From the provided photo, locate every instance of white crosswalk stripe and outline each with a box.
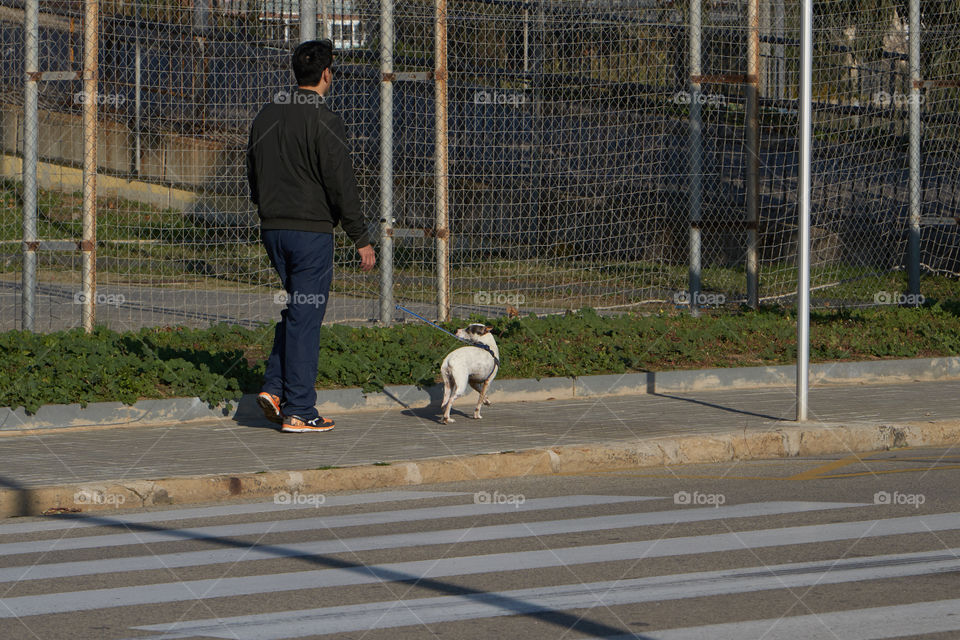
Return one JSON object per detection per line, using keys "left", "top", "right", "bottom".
{"left": 0, "top": 493, "right": 658, "bottom": 556}
{"left": 1, "top": 491, "right": 958, "bottom": 640}
{"left": 0, "top": 500, "right": 863, "bottom": 584}
{"left": 0, "top": 490, "right": 468, "bottom": 536}
{"left": 599, "top": 600, "right": 960, "bottom": 640}
{"left": 131, "top": 549, "right": 960, "bottom": 639}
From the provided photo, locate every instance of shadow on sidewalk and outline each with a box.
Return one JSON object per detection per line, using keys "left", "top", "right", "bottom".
{"left": 0, "top": 475, "right": 28, "bottom": 517}
{"left": 651, "top": 392, "right": 785, "bottom": 422}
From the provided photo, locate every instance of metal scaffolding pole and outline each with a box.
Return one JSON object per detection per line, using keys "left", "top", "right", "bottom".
{"left": 435, "top": 0, "right": 450, "bottom": 321}
{"left": 907, "top": 0, "right": 922, "bottom": 299}
{"left": 80, "top": 0, "right": 98, "bottom": 332}
{"left": 796, "top": 0, "right": 813, "bottom": 421}
{"left": 746, "top": 0, "right": 760, "bottom": 308}
{"left": 774, "top": 0, "right": 785, "bottom": 100}
{"left": 319, "top": 0, "right": 330, "bottom": 39}
{"left": 300, "top": 0, "right": 317, "bottom": 41}
{"left": 22, "top": 0, "right": 38, "bottom": 332}
{"left": 378, "top": 0, "right": 395, "bottom": 325}
{"left": 688, "top": 0, "right": 703, "bottom": 316}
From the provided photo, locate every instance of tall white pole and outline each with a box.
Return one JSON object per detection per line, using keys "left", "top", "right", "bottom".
{"left": 435, "top": 0, "right": 450, "bottom": 321}
{"left": 796, "top": 0, "right": 813, "bottom": 421}
{"left": 379, "top": 0, "right": 395, "bottom": 325}
{"left": 745, "top": 0, "right": 760, "bottom": 308}
{"left": 22, "top": 0, "right": 39, "bottom": 332}
{"left": 907, "top": 0, "right": 921, "bottom": 299}
{"left": 688, "top": 0, "right": 702, "bottom": 317}
{"left": 81, "top": 0, "right": 98, "bottom": 332}
{"left": 300, "top": 0, "right": 316, "bottom": 40}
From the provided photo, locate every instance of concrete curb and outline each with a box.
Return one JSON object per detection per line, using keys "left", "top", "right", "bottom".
{"left": 3, "top": 418, "right": 959, "bottom": 518}
{"left": 2, "top": 356, "right": 958, "bottom": 432}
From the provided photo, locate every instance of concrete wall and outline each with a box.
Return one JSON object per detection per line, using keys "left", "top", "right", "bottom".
{"left": 0, "top": 103, "right": 235, "bottom": 208}
{"left": 0, "top": 154, "right": 197, "bottom": 210}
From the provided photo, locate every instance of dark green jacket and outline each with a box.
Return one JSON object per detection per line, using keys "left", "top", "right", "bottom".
{"left": 246, "top": 88, "right": 370, "bottom": 247}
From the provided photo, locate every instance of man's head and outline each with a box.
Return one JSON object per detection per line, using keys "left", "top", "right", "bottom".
{"left": 293, "top": 39, "right": 334, "bottom": 93}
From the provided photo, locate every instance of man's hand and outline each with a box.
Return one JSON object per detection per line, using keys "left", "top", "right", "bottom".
{"left": 357, "top": 244, "right": 376, "bottom": 272}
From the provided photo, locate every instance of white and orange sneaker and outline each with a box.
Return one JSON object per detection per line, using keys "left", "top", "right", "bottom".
{"left": 281, "top": 415, "right": 335, "bottom": 433}
{"left": 256, "top": 392, "right": 283, "bottom": 424}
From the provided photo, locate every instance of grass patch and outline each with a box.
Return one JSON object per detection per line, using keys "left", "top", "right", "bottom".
{"left": 1, "top": 303, "right": 959, "bottom": 414}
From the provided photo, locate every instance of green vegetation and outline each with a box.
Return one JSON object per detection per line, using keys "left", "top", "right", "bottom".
{"left": 2, "top": 304, "right": 959, "bottom": 414}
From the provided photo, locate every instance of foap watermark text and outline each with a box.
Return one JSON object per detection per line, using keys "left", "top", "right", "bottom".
{"left": 674, "top": 490, "right": 726, "bottom": 507}
{"left": 474, "top": 490, "right": 526, "bottom": 507}
{"left": 474, "top": 290, "right": 525, "bottom": 306}
{"left": 474, "top": 90, "right": 528, "bottom": 106}
{"left": 74, "top": 291, "right": 125, "bottom": 307}
{"left": 73, "top": 91, "right": 125, "bottom": 106}
{"left": 274, "top": 290, "right": 327, "bottom": 308}
{"left": 874, "top": 291, "right": 924, "bottom": 306}
{"left": 74, "top": 489, "right": 126, "bottom": 506}
{"left": 874, "top": 91, "right": 924, "bottom": 108}
{"left": 273, "top": 90, "right": 325, "bottom": 106}
{"left": 674, "top": 291, "right": 725, "bottom": 306}
{"left": 874, "top": 491, "right": 925, "bottom": 508}
{"left": 274, "top": 491, "right": 326, "bottom": 507}
{"left": 672, "top": 91, "right": 728, "bottom": 107}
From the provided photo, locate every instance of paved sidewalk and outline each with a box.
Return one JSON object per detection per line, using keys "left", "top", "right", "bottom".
{"left": 1, "top": 380, "right": 958, "bottom": 490}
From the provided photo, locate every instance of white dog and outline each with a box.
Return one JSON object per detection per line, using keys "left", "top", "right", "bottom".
{"left": 440, "top": 324, "right": 500, "bottom": 424}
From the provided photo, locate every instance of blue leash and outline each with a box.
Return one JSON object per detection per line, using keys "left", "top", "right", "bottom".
{"left": 395, "top": 304, "right": 500, "bottom": 367}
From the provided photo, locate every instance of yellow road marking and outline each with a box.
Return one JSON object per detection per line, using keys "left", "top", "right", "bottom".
{"left": 557, "top": 456, "right": 960, "bottom": 481}
{"left": 869, "top": 456, "right": 960, "bottom": 463}
{"left": 584, "top": 474, "right": 796, "bottom": 480}
{"left": 567, "top": 464, "right": 960, "bottom": 481}
{"left": 787, "top": 451, "right": 886, "bottom": 481}
{"left": 815, "top": 464, "right": 960, "bottom": 479}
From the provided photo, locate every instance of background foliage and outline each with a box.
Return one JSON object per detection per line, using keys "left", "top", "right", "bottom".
{"left": 2, "top": 303, "right": 959, "bottom": 413}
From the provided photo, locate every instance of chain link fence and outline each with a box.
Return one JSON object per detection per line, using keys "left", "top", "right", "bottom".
{"left": 0, "top": 0, "right": 957, "bottom": 332}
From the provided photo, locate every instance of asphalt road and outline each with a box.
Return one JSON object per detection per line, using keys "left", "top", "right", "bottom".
{"left": 1, "top": 446, "right": 959, "bottom": 639}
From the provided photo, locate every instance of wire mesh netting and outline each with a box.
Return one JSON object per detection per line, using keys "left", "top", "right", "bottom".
{"left": 1, "top": 0, "right": 384, "bottom": 332}
{"left": 918, "top": 0, "right": 960, "bottom": 281}
{"left": 801, "top": 0, "right": 935, "bottom": 307}
{"left": 0, "top": 0, "right": 957, "bottom": 332}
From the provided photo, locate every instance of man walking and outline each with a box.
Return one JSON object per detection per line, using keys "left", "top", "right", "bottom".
{"left": 247, "top": 39, "right": 375, "bottom": 433}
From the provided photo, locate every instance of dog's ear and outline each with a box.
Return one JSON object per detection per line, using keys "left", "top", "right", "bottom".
{"left": 483, "top": 325, "right": 494, "bottom": 334}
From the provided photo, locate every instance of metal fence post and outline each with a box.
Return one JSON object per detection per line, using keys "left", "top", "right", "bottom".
{"left": 907, "top": 0, "right": 921, "bottom": 299}
{"left": 81, "top": 0, "right": 98, "bottom": 332}
{"left": 378, "top": 0, "right": 395, "bottom": 325}
{"left": 796, "top": 0, "right": 813, "bottom": 422}
{"left": 193, "top": 0, "right": 209, "bottom": 34}
{"left": 319, "top": 0, "right": 330, "bottom": 39}
{"left": 22, "top": 0, "right": 39, "bottom": 332}
{"left": 300, "top": 0, "right": 316, "bottom": 41}
{"left": 435, "top": 0, "right": 450, "bottom": 322}
{"left": 746, "top": 0, "right": 760, "bottom": 308}
{"left": 688, "top": 0, "right": 703, "bottom": 316}
{"left": 774, "top": 0, "right": 785, "bottom": 101}
{"left": 134, "top": 20, "right": 142, "bottom": 177}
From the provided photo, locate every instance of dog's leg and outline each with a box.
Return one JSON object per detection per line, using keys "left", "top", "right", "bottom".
{"left": 469, "top": 380, "right": 492, "bottom": 405}
{"left": 443, "top": 371, "right": 468, "bottom": 424}
{"left": 473, "top": 379, "right": 492, "bottom": 419}
{"left": 440, "top": 365, "right": 454, "bottom": 424}
{"left": 441, "top": 366, "right": 451, "bottom": 409}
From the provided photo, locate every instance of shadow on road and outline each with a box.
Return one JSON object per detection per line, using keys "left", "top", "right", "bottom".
{"left": 15, "top": 509, "right": 641, "bottom": 638}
